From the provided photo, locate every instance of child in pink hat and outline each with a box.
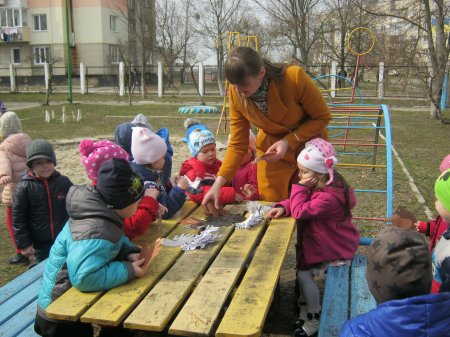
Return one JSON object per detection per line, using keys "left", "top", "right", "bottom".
{"left": 230, "top": 129, "right": 259, "bottom": 200}
{"left": 268, "top": 138, "right": 359, "bottom": 337}
{"left": 415, "top": 154, "right": 450, "bottom": 253}
{"left": 79, "top": 139, "right": 161, "bottom": 239}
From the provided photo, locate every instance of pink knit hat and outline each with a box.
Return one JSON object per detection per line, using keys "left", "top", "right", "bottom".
{"left": 440, "top": 154, "right": 450, "bottom": 173}
{"left": 297, "top": 138, "right": 337, "bottom": 185}
{"left": 131, "top": 126, "right": 167, "bottom": 165}
{"left": 79, "top": 139, "right": 129, "bottom": 183}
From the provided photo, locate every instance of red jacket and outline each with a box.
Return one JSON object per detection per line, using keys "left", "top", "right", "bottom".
{"left": 276, "top": 183, "right": 359, "bottom": 266}
{"left": 123, "top": 195, "right": 159, "bottom": 239}
{"left": 417, "top": 216, "right": 449, "bottom": 252}
{"left": 232, "top": 162, "right": 259, "bottom": 200}
{"left": 179, "top": 157, "right": 236, "bottom": 205}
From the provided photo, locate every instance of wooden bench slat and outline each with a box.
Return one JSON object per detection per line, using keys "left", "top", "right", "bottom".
{"left": 124, "top": 204, "right": 246, "bottom": 332}
{"left": 0, "top": 278, "right": 42, "bottom": 325}
{"left": 318, "top": 265, "right": 350, "bottom": 337}
{"left": 169, "top": 217, "right": 267, "bottom": 336}
{"left": 350, "top": 255, "right": 376, "bottom": 318}
{"left": 0, "top": 299, "right": 37, "bottom": 337}
{"left": 215, "top": 217, "right": 295, "bottom": 337}
{"left": 16, "top": 323, "right": 40, "bottom": 337}
{"left": 0, "top": 261, "right": 45, "bottom": 305}
{"left": 46, "top": 202, "right": 198, "bottom": 322}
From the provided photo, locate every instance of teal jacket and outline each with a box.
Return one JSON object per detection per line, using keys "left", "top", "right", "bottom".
{"left": 37, "top": 185, "right": 139, "bottom": 318}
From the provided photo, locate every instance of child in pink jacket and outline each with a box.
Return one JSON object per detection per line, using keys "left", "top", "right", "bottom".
{"left": 269, "top": 138, "right": 359, "bottom": 337}
{"left": 415, "top": 154, "right": 450, "bottom": 253}
{"left": 0, "top": 111, "right": 32, "bottom": 265}
{"left": 230, "top": 129, "right": 259, "bottom": 200}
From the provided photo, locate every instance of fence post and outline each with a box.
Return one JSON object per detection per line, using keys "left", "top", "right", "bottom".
{"left": 80, "top": 62, "right": 86, "bottom": 94}
{"left": 378, "top": 61, "right": 385, "bottom": 99}
{"left": 119, "top": 62, "right": 125, "bottom": 96}
{"left": 199, "top": 62, "right": 204, "bottom": 97}
{"left": 158, "top": 61, "right": 163, "bottom": 97}
{"left": 331, "top": 61, "right": 337, "bottom": 98}
{"left": 9, "top": 64, "right": 17, "bottom": 93}
{"left": 44, "top": 62, "right": 50, "bottom": 92}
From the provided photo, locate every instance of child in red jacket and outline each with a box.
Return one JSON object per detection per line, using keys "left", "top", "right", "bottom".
{"left": 79, "top": 139, "right": 163, "bottom": 239}
{"left": 179, "top": 118, "right": 242, "bottom": 208}
{"left": 415, "top": 154, "right": 450, "bottom": 252}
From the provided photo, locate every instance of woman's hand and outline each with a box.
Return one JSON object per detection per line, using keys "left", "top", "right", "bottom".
{"left": 202, "top": 176, "right": 227, "bottom": 211}
{"left": 263, "top": 139, "right": 289, "bottom": 162}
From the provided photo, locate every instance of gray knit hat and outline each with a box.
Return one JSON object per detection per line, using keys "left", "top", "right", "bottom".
{"left": 26, "top": 139, "right": 57, "bottom": 167}
{"left": 0, "top": 111, "right": 22, "bottom": 138}
{"left": 366, "top": 227, "right": 432, "bottom": 304}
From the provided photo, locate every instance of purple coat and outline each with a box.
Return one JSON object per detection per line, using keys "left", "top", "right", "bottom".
{"left": 276, "top": 183, "right": 359, "bottom": 265}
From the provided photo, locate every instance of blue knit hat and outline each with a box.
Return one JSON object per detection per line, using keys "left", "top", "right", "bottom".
{"left": 185, "top": 118, "right": 215, "bottom": 157}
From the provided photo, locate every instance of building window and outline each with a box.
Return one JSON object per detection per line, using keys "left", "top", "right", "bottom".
{"left": 11, "top": 48, "right": 21, "bottom": 64}
{"left": 0, "top": 8, "right": 27, "bottom": 27}
{"left": 34, "top": 46, "right": 50, "bottom": 64}
{"left": 33, "top": 14, "right": 47, "bottom": 31}
{"left": 110, "top": 45, "right": 120, "bottom": 64}
{"left": 110, "top": 15, "right": 117, "bottom": 32}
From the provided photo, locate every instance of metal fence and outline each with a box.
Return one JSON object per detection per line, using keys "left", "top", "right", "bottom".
{"left": 0, "top": 63, "right": 431, "bottom": 99}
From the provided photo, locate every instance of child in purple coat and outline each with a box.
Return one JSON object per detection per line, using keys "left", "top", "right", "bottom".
{"left": 268, "top": 138, "right": 360, "bottom": 337}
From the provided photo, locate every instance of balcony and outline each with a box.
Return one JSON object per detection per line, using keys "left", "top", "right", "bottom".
{"left": 1, "top": 26, "right": 30, "bottom": 43}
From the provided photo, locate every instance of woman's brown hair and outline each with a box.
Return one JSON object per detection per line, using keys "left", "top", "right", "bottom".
{"left": 224, "top": 46, "right": 286, "bottom": 85}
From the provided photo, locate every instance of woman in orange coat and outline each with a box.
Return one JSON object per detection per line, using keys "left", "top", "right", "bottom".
{"left": 203, "top": 47, "right": 331, "bottom": 210}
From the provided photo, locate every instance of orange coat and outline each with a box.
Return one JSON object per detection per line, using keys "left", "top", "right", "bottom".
{"left": 219, "top": 66, "right": 331, "bottom": 201}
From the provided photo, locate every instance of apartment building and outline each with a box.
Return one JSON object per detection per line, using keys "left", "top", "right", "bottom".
{"left": 0, "top": 0, "right": 131, "bottom": 77}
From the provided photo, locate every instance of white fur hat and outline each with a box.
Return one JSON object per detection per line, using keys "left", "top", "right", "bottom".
{"left": 131, "top": 126, "right": 167, "bottom": 165}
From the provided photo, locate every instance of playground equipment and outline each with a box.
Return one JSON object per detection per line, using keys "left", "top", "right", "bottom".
{"left": 216, "top": 32, "right": 259, "bottom": 135}
{"left": 178, "top": 106, "right": 219, "bottom": 114}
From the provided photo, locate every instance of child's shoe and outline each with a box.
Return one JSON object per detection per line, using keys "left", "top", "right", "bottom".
{"left": 293, "top": 310, "right": 308, "bottom": 329}
{"left": 293, "top": 312, "right": 320, "bottom": 337}
{"left": 8, "top": 253, "right": 30, "bottom": 265}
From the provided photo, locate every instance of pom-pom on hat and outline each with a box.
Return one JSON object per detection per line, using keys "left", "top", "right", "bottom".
{"left": 185, "top": 118, "right": 215, "bottom": 157}
{"left": 366, "top": 227, "right": 431, "bottom": 304}
{"left": 131, "top": 126, "right": 167, "bottom": 165}
{"left": 435, "top": 169, "right": 450, "bottom": 213}
{"left": 131, "top": 113, "right": 153, "bottom": 131}
{"left": 96, "top": 158, "right": 145, "bottom": 209}
{"left": 297, "top": 138, "right": 337, "bottom": 185}
{"left": 26, "top": 139, "right": 56, "bottom": 168}
{"left": 0, "top": 111, "right": 22, "bottom": 138}
{"left": 440, "top": 154, "right": 450, "bottom": 173}
{"left": 79, "top": 139, "right": 129, "bottom": 183}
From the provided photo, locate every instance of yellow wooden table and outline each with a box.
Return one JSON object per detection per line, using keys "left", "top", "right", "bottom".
{"left": 46, "top": 201, "right": 295, "bottom": 337}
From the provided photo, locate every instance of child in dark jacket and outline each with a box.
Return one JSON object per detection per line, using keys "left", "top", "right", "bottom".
{"left": 0, "top": 111, "right": 32, "bottom": 265}
{"left": 12, "top": 139, "right": 72, "bottom": 262}
{"left": 79, "top": 139, "right": 162, "bottom": 238}
{"left": 131, "top": 126, "right": 187, "bottom": 219}
{"left": 179, "top": 118, "right": 242, "bottom": 209}
{"left": 35, "top": 158, "right": 161, "bottom": 337}
{"left": 268, "top": 138, "right": 359, "bottom": 337}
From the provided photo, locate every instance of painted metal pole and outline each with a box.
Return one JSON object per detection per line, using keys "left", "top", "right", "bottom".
{"left": 80, "top": 62, "right": 86, "bottom": 94}
{"left": 440, "top": 72, "right": 448, "bottom": 110}
{"left": 65, "top": 0, "right": 73, "bottom": 103}
{"left": 9, "top": 64, "right": 16, "bottom": 93}
{"left": 119, "top": 62, "right": 125, "bottom": 96}
{"left": 331, "top": 61, "right": 337, "bottom": 98}
{"left": 158, "top": 61, "right": 163, "bottom": 97}
{"left": 44, "top": 62, "right": 50, "bottom": 92}
{"left": 199, "top": 62, "right": 204, "bottom": 96}
{"left": 378, "top": 62, "right": 385, "bottom": 99}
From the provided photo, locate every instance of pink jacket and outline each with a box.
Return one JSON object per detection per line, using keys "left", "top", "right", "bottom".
{"left": 417, "top": 216, "right": 449, "bottom": 252}
{"left": 0, "top": 133, "right": 32, "bottom": 206}
{"left": 232, "top": 162, "right": 259, "bottom": 200}
{"left": 276, "top": 183, "right": 359, "bottom": 265}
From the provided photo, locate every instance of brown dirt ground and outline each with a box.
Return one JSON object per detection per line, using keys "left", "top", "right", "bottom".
{"left": 52, "top": 139, "right": 299, "bottom": 337}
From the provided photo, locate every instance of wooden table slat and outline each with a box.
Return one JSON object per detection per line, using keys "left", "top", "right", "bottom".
{"left": 169, "top": 215, "right": 267, "bottom": 336}
{"left": 124, "top": 204, "right": 246, "bottom": 332}
{"left": 215, "top": 217, "right": 295, "bottom": 337}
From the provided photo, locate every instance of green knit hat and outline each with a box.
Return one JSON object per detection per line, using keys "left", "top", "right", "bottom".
{"left": 26, "top": 139, "right": 57, "bottom": 167}
{"left": 0, "top": 111, "right": 21, "bottom": 138}
{"left": 435, "top": 169, "right": 450, "bottom": 212}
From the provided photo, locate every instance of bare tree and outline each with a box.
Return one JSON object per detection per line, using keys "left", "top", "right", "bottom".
{"left": 254, "top": 0, "right": 327, "bottom": 69}
{"left": 193, "top": 0, "right": 245, "bottom": 96}
{"left": 354, "top": 0, "right": 450, "bottom": 122}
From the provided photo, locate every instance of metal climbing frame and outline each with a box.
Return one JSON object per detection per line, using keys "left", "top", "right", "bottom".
{"left": 216, "top": 32, "right": 259, "bottom": 135}
{"left": 327, "top": 104, "right": 393, "bottom": 245}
